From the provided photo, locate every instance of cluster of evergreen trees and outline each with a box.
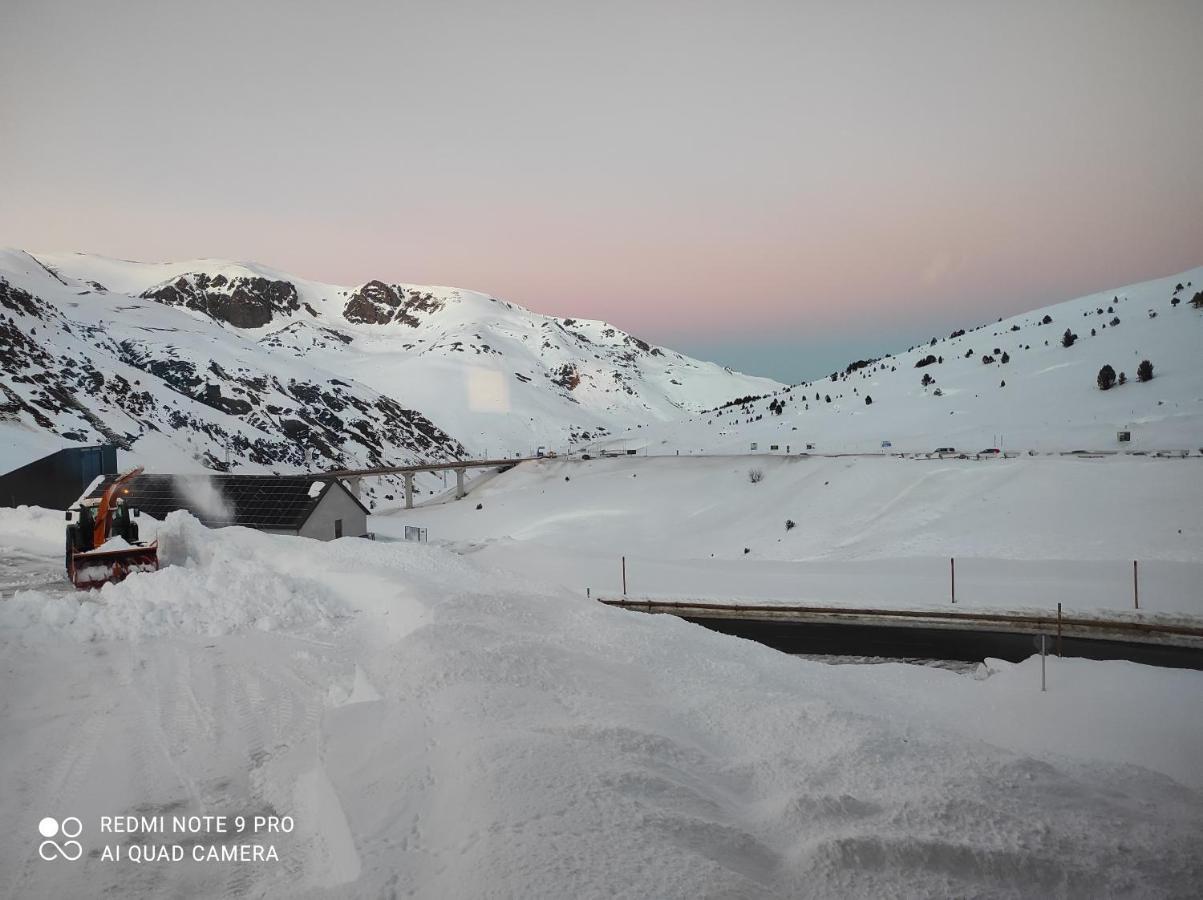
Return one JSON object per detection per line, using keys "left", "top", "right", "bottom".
{"left": 1097, "top": 360, "right": 1152, "bottom": 390}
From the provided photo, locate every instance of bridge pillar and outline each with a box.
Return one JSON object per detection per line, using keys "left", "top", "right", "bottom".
{"left": 455, "top": 467, "right": 466, "bottom": 499}
{"left": 403, "top": 473, "right": 414, "bottom": 509}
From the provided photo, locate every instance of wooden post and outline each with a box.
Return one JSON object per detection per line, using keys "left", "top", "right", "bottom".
{"left": 950, "top": 557, "right": 956, "bottom": 604}
{"left": 622, "top": 556, "right": 627, "bottom": 596}
{"left": 1133, "top": 560, "right": 1139, "bottom": 610}
{"left": 1056, "top": 602, "right": 1063, "bottom": 657}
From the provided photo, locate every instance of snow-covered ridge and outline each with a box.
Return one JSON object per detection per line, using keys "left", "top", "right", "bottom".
{"left": 633, "top": 265, "right": 1203, "bottom": 454}
{"left": 0, "top": 249, "right": 779, "bottom": 498}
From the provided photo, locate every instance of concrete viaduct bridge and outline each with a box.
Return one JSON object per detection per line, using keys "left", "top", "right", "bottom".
{"left": 322, "top": 457, "right": 534, "bottom": 508}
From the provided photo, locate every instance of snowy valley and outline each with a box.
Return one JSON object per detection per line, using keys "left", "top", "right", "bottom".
{"left": 2, "top": 259, "right": 1202, "bottom": 898}
{"left": 7, "top": 2, "right": 1203, "bottom": 895}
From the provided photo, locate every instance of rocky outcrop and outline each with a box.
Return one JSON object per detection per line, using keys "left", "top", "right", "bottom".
{"left": 343, "top": 280, "right": 443, "bottom": 326}
{"left": 1, "top": 269, "right": 467, "bottom": 480}
{"left": 141, "top": 273, "right": 302, "bottom": 328}
{"left": 343, "top": 281, "right": 399, "bottom": 324}
{"left": 552, "top": 363, "right": 581, "bottom": 391}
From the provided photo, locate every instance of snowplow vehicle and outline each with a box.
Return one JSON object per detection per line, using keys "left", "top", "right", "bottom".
{"left": 65, "top": 467, "right": 159, "bottom": 590}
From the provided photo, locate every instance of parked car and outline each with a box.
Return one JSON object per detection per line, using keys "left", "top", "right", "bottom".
{"left": 934, "top": 446, "right": 957, "bottom": 455}
{"left": 978, "top": 448, "right": 1001, "bottom": 456}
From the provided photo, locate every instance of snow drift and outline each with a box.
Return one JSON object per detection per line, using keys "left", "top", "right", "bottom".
{"left": 1, "top": 510, "right": 1200, "bottom": 897}
{"left": 0, "top": 512, "right": 347, "bottom": 641}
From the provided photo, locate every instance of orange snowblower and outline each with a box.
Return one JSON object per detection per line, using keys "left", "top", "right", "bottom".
{"left": 65, "top": 467, "right": 159, "bottom": 590}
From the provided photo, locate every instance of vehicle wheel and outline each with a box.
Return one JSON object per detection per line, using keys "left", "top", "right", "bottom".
{"left": 65, "top": 525, "right": 78, "bottom": 573}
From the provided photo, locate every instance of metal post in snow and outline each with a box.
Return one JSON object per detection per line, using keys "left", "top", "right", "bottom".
{"left": 1133, "top": 560, "right": 1140, "bottom": 610}
{"left": 1057, "top": 602, "right": 1063, "bottom": 657}
{"left": 587, "top": 587, "right": 591, "bottom": 600}
{"left": 622, "top": 556, "right": 627, "bottom": 597}
{"left": 950, "top": 557, "right": 956, "bottom": 604}
{"left": 1041, "top": 635, "right": 1047, "bottom": 692}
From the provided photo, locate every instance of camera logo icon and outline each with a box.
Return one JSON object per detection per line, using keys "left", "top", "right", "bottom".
{"left": 38, "top": 817, "right": 83, "bottom": 861}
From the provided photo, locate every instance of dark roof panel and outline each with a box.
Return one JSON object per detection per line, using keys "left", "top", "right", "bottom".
{"left": 86, "top": 473, "right": 362, "bottom": 530}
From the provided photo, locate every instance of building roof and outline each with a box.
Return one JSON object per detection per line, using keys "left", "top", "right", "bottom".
{"left": 86, "top": 473, "right": 368, "bottom": 530}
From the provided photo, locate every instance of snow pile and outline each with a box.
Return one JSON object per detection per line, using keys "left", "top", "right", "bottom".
{"left": 89, "top": 535, "right": 132, "bottom": 552}
{"left": 312, "top": 557, "right": 1203, "bottom": 897}
{"left": 0, "top": 512, "right": 348, "bottom": 641}
{"left": 1, "top": 511, "right": 1200, "bottom": 896}
{"left": 0, "top": 504, "right": 65, "bottom": 557}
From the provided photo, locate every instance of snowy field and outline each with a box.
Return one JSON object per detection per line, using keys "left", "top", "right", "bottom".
{"left": 2, "top": 479, "right": 1202, "bottom": 896}
{"left": 379, "top": 454, "right": 1203, "bottom": 621}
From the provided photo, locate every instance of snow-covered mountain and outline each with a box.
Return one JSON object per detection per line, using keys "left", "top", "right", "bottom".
{"left": 627, "top": 267, "right": 1203, "bottom": 455}
{"left": 0, "top": 249, "right": 779, "bottom": 499}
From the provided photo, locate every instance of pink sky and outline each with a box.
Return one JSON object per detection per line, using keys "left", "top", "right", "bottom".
{"left": 2, "top": 0, "right": 1200, "bottom": 380}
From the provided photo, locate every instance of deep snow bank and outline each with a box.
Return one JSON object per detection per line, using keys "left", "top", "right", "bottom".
{"left": 2, "top": 509, "right": 1201, "bottom": 897}
{"left": 0, "top": 504, "right": 65, "bottom": 558}
{"left": 326, "top": 596, "right": 1203, "bottom": 898}
{"left": 0, "top": 512, "right": 347, "bottom": 641}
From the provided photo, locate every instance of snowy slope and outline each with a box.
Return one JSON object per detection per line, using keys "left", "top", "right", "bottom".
{"left": 380, "top": 453, "right": 1203, "bottom": 619}
{"left": 0, "top": 250, "right": 466, "bottom": 500}
{"left": 1, "top": 509, "right": 1201, "bottom": 897}
{"left": 388, "top": 454, "right": 1203, "bottom": 563}
{"left": 9, "top": 250, "right": 779, "bottom": 466}
{"left": 627, "top": 267, "right": 1203, "bottom": 455}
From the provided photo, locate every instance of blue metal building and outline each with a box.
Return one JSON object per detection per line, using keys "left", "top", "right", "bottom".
{"left": 0, "top": 444, "right": 118, "bottom": 509}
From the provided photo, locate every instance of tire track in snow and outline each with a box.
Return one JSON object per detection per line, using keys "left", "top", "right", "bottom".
{"left": 218, "top": 653, "right": 274, "bottom": 899}
{"left": 127, "top": 642, "right": 207, "bottom": 813}
{"left": 252, "top": 642, "right": 364, "bottom": 892}
{"left": 830, "top": 467, "right": 950, "bottom": 554}
{"left": 4, "top": 656, "right": 116, "bottom": 899}
{"left": 211, "top": 639, "right": 346, "bottom": 897}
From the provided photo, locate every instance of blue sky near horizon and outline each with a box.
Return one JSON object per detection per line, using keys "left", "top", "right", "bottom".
{"left": 679, "top": 333, "right": 932, "bottom": 386}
